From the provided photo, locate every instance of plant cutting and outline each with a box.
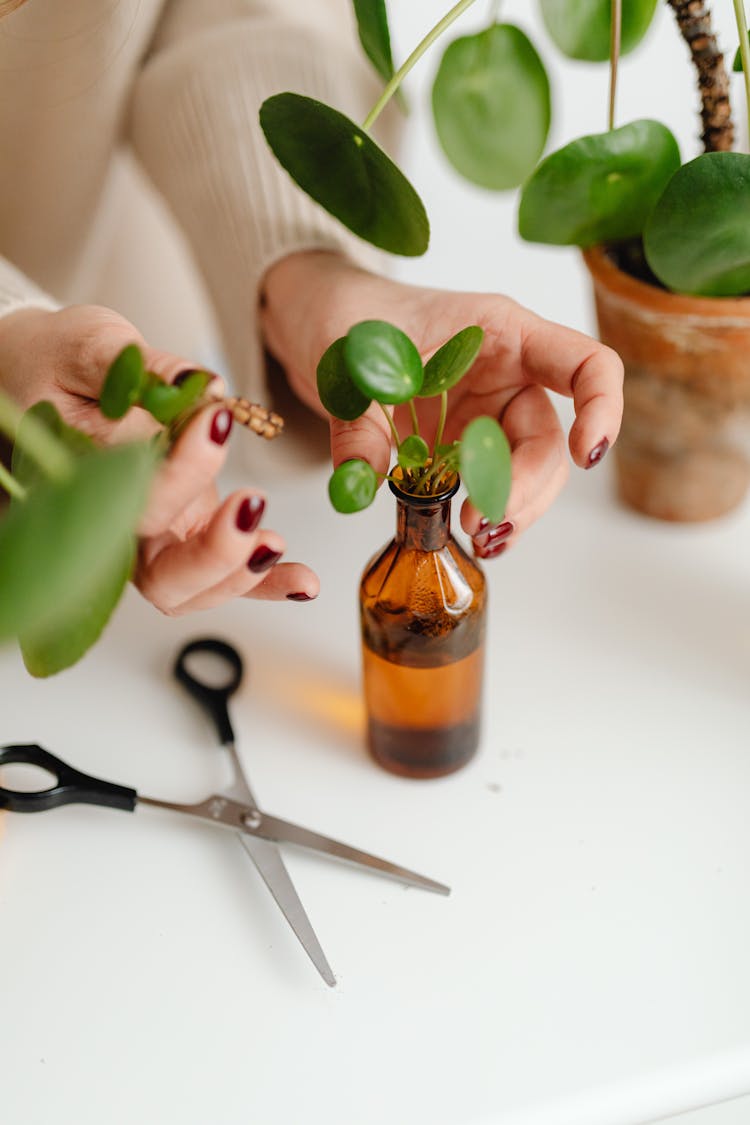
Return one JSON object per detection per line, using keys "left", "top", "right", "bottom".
{"left": 317, "top": 318, "right": 511, "bottom": 777}
{"left": 0, "top": 350, "right": 282, "bottom": 677}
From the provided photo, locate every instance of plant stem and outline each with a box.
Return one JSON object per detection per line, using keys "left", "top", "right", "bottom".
{"left": 408, "top": 399, "right": 420, "bottom": 435}
{"left": 0, "top": 390, "right": 72, "bottom": 481}
{"left": 733, "top": 0, "right": 750, "bottom": 141}
{"left": 378, "top": 401, "right": 402, "bottom": 448}
{"left": 667, "top": 0, "right": 733, "bottom": 153}
{"left": 432, "top": 391, "right": 449, "bottom": 457}
{"left": 489, "top": 0, "right": 501, "bottom": 22}
{"left": 608, "top": 0, "right": 622, "bottom": 130}
{"left": 0, "top": 460, "right": 26, "bottom": 501}
{"left": 362, "top": 0, "right": 480, "bottom": 132}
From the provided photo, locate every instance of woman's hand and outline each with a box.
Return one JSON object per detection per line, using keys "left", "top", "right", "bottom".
{"left": 261, "top": 251, "right": 624, "bottom": 559}
{"left": 0, "top": 304, "right": 318, "bottom": 611}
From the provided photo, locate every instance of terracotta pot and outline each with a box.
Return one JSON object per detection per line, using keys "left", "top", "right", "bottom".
{"left": 583, "top": 245, "right": 750, "bottom": 522}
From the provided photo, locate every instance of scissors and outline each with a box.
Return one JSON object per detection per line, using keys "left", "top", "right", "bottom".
{"left": 0, "top": 637, "right": 449, "bottom": 987}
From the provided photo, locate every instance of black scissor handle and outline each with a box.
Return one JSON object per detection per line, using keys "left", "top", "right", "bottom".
{"left": 173, "top": 637, "right": 244, "bottom": 746}
{"left": 0, "top": 744, "right": 137, "bottom": 814}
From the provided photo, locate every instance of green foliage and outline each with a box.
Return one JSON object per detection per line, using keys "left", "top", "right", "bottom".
{"left": 459, "top": 416, "right": 512, "bottom": 524}
{"left": 733, "top": 34, "right": 750, "bottom": 70}
{"left": 99, "top": 344, "right": 146, "bottom": 419}
{"left": 344, "top": 320, "right": 424, "bottom": 404}
{"left": 644, "top": 152, "right": 750, "bottom": 296}
{"left": 398, "top": 435, "right": 430, "bottom": 470}
{"left": 539, "top": 0, "right": 658, "bottom": 62}
{"left": 317, "top": 337, "right": 371, "bottom": 421}
{"left": 139, "top": 370, "right": 211, "bottom": 425}
{"left": 259, "top": 94, "right": 429, "bottom": 256}
{"left": 328, "top": 459, "right": 379, "bottom": 513}
{"left": 518, "top": 120, "right": 681, "bottom": 246}
{"left": 420, "top": 326, "right": 484, "bottom": 397}
{"left": 12, "top": 401, "right": 94, "bottom": 490}
{"left": 353, "top": 0, "right": 395, "bottom": 84}
{"left": 432, "top": 24, "right": 550, "bottom": 191}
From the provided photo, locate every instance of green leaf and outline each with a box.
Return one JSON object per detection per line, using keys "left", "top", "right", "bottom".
{"left": 436, "top": 440, "right": 461, "bottom": 470}
{"left": 432, "top": 24, "right": 550, "bottom": 191}
{"left": 733, "top": 33, "right": 750, "bottom": 71}
{"left": 518, "top": 119, "right": 681, "bottom": 246}
{"left": 316, "top": 337, "right": 371, "bottom": 421}
{"left": 328, "top": 459, "right": 378, "bottom": 513}
{"left": 420, "top": 326, "right": 484, "bottom": 397}
{"left": 398, "top": 435, "right": 430, "bottom": 470}
{"left": 345, "top": 320, "right": 423, "bottom": 404}
{"left": 643, "top": 152, "right": 750, "bottom": 296}
{"left": 100, "top": 344, "right": 147, "bottom": 420}
{"left": 20, "top": 541, "right": 135, "bottom": 677}
{"left": 353, "top": 0, "right": 395, "bottom": 83}
{"left": 459, "top": 416, "right": 511, "bottom": 524}
{"left": 539, "top": 0, "right": 658, "bottom": 61}
{"left": 140, "top": 370, "right": 211, "bottom": 425}
{"left": 0, "top": 443, "right": 155, "bottom": 650}
{"left": 12, "top": 401, "right": 94, "bottom": 491}
{"left": 259, "top": 93, "right": 429, "bottom": 256}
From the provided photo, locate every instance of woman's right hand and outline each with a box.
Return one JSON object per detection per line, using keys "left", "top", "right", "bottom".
{"left": 0, "top": 304, "right": 319, "bottom": 612}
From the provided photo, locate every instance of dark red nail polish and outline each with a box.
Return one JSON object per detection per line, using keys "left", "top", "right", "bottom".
{"left": 477, "top": 518, "right": 490, "bottom": 532}
{"left": 236, "top": 496, "right": 265, "bottom": 533}
{"left": 210, "top": 409, "right": 233, "bottom": 445}
{"left": 174, "top": 368, "right": 200, "bottom": 387}
{"left": 286, "top": 592, "right": 316, "bottom": 602}
{"left": 586, "top": 437, "right": 609, "bottom": 468}
{"left": 475, "top": 541, "right": 508, "bottom": 561}
{"left": 247, "top": 545, "right": 282, "bottom": 573}
{"left": 474, "top": 520, "right": 514, "bottom": 548}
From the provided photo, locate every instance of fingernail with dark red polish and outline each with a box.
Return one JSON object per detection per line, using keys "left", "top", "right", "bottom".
{"left": 287, "top": 592, "right": 316, "bottom": 602}
{"left": 586, "top": 437, "right": 610, "bottom": 468}
{"left": 475, "top": 541, "right": 508, "bottom": 561}
{"left": 236, "top": 496, "right": 265, "bottom": 533}
{"left": 473, "top": 519, "right": 514, "bottom": 548}
{"left": 247, "top": 545, "right": 282, "bottom": 573}
{"left": 174, "top": 368, "right": 200, "bottom": 387}
{"left": 210, "top": 409, "right": 233, "bottom": 445}
{"left": 476, "top": 518, "right": 491, "bottom": 532}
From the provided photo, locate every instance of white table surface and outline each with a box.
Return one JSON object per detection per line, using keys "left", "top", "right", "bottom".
{"left": 2, "top": 435, "right": 750, "bottom": 1125}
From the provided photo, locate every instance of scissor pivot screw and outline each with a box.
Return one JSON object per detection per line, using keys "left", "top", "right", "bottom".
{"left": 242, "top": 810, "right": 262, "bottom": 830}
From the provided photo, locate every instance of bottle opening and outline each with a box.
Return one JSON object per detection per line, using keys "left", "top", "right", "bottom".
{"left": 388, "top": 464, "right": 460, "bottom": 506}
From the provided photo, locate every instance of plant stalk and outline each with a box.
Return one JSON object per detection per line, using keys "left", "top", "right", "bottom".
{"left": 432, "top": 391, "right": 449, "bottom": 457}
{"left": 362, "top": 0, "right": 480, "bottom": 131}
{"left": 733, "top": 0, "right": 750, "bottom": 141}
{"left": 608, "top": 0, "right": 622, "bottom": 130}
{"left": 378, "top": 401, "right": 402, "bottom": 448}
{"left": 0, "top": 390, "right": 72, "bottom": 481}
{"left": 408, "top": 399, "right": 420, "bottom": 435}
{"left": 0, "top": 460, "right": 26, "bottom": 501}
{"left": 667, "top": 0, "right": 733, "bottom": 152}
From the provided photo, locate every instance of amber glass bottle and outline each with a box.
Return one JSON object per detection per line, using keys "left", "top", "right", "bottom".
{"left": 359, "top": 476, "right": 486, "bottom": 779}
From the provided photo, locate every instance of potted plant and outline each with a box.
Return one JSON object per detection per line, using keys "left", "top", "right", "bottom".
{"left": 260, "top": 0, "right": 750, "bottom": 522}
{"left": 317, "top": 317, "right": 511, "bottom": 777}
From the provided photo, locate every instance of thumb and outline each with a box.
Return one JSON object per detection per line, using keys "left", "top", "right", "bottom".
{"left": 329, "top": 403, "right": 392, "bottom": 478}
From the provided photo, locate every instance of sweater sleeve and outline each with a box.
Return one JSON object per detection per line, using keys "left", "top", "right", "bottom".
{"left": 0, "top": 256, "right": 59, "bottom": 320}
{"left": 127, "top": 0, "right": 397, "bottom": 410}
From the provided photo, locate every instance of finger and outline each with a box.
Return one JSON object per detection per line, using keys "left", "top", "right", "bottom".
{"left": 139, "top": 404, "right": 234, "bottom": 537}
{"left": 329, "top": 401, "right": 392, "bottom": 476}
{"left": 460, "top": 385, "right": 568, "bottom": 550}
{"left": 136, "top": 490, "right": 283, "bottom": 614}
{"left": 243, "top": 562, "right": 321, "bottom": 602}
{"left": 517, "top": 312, "right": 624, "bottom": 466}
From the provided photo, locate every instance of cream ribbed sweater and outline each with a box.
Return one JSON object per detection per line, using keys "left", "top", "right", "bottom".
{"left": 0, "top": 0, "right": 391, "bottom": 399}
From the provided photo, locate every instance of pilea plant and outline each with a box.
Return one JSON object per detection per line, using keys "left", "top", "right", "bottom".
{"left": 0, "top": 352, "right": 281, "bottom": 676}
{"left": 317, "top": 320, "right": 512, "bottom": 522}
{"left": 261, "top": 0, "right": 750, "bottom": 297}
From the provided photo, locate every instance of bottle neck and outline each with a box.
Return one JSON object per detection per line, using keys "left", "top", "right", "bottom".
{"left": 395, "top": 494, "right": 453, "bottom": 551}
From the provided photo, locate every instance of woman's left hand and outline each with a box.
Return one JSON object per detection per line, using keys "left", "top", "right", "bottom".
{"left": 261, "top": 251, "right": 624, "bottom": 559}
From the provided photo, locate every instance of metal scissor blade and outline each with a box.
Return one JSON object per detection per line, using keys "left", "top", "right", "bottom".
{"left": 238, "top": 833, "right": 336, "bottom": 988}
{"left": 256, "top": 813, "right": 450, "bottom": 896}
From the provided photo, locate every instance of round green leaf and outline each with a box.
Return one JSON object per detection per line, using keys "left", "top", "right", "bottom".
{"left": 100, "top": 344, "right": 146, "bottom": 420}
{"left": 259, "top": 93, "right": 429, "bottom": 256}
{"left": 459, "top": 416, "right": 511, "bottom": 524}
{"left": 518, "top": 119, "right": 680, "bottom": 246}
{"left": 539, "top": 0, "right": 658, "bottom": 61}
{"left": 140, "top": 370, "right": 211, "bottom": 425}
{"left": 644, "top": 152, "right": 750, "bottom": 296}
{"left": 353, "top": 0, "right": 395, "bottom": 83}
{"left": 328, "top": 459, "right": 378, "bottom": 513}
{"left": 316, "top": 337, "right": 371, "bottom": 421}
{"left": 398, "top": 435, "right": 430, "bottom": 470}
{"left": 420, "top": 326, "right": 484, "bottom": 397}
{"left": 432, "top": 24, "right": 550, "bottom": 191}
{"left": 0, "top": 442, "right": 155, "bottom": 643}
{"left": 344, "top": 321, "right": 424, "bottom": 404}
